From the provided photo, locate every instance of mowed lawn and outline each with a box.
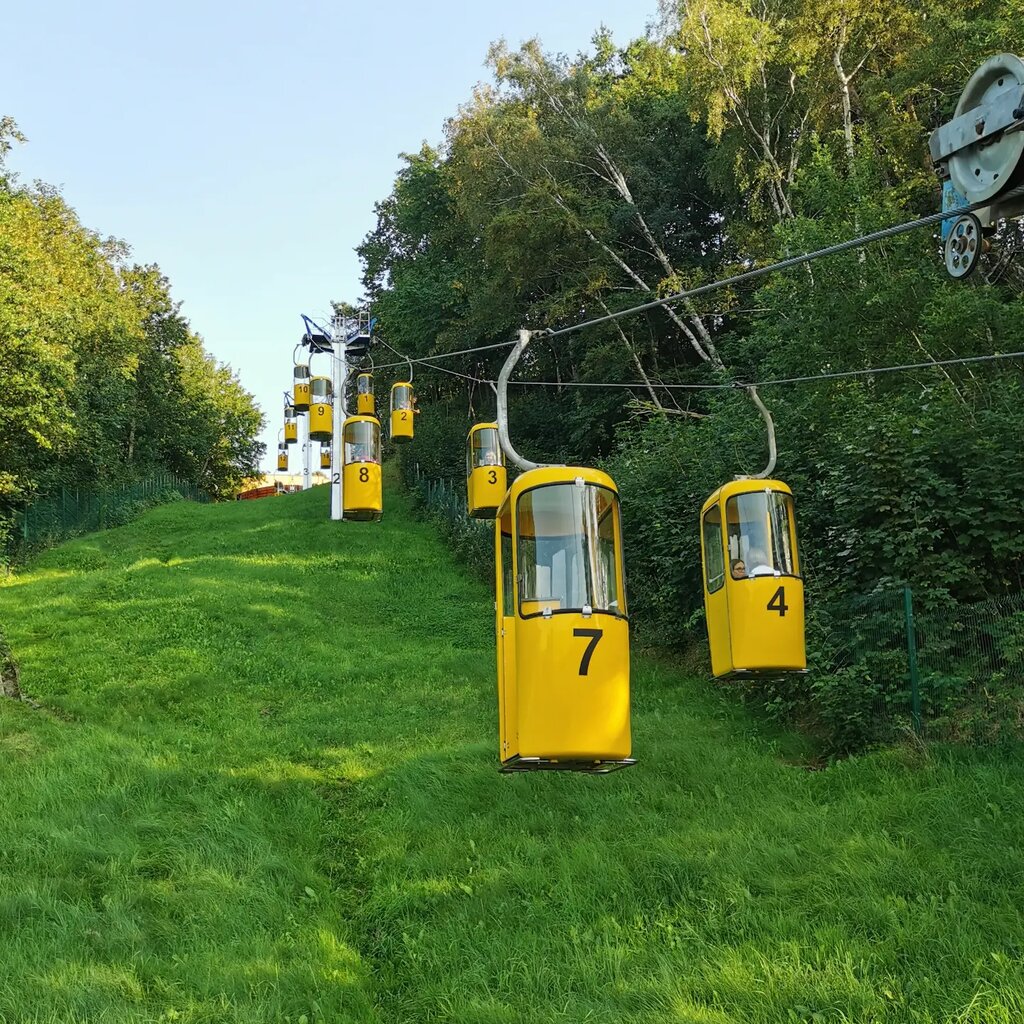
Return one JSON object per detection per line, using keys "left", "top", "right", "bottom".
{"left": 1, "top": 480, "right": 1023, "bottom": 1024}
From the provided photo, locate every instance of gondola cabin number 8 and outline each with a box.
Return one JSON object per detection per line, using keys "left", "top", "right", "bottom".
{"left": 342, "top": 415, "right": 383, "bottom": 522}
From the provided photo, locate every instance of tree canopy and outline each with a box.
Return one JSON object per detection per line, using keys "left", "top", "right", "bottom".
{"left": 0, "top": 124, "right": 264, "bottom": 536}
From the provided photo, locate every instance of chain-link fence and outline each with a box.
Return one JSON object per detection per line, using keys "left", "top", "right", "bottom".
{"left": 817, "top": 587, "right": 1024, "bottom": 745}
{"left": 3, "top": 474, "right": 207, "bottom": 567}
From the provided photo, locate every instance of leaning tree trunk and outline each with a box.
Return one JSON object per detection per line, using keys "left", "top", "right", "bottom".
{"left": 0, "top": 628, "right": 20, "bottom": 699}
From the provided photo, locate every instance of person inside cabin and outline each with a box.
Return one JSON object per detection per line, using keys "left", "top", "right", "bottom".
{"left": 730, "top": 558, "right": 747, "bottom": 579}
{"left": 746, "top": 547, "right": 775, "bottom": 576}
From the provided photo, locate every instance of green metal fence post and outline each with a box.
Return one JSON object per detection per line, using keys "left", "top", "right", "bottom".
{"left": 903, "top": 586, "right": 922, "bottom": 736}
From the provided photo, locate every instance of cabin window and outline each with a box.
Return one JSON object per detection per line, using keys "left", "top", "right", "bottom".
{"left": 501, "top": 518, "right": 514, "bottom": 617}
{"left": 469, "top": 428, "right": 502, "bottom": 473}
{"left": 344, "top": 420, "right": 381, "bottom": 464}
{"left": 516, "top": 483, "right": 625, "bottom": 618}
{"left": 725, "top": 490, "right": 799, "bottom": 578}
{"left": 391, "top": 385, "right": 413, "bottom": 412}
{"left": 703, "top": 505, "right": 725, "bottom": 593}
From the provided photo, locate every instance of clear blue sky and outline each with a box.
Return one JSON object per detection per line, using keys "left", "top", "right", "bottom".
{"left": 4, "top": 0, "right": 655, "bottom": 470}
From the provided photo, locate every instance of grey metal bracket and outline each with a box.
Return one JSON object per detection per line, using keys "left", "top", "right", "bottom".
{"left": 930, "top": 85, "right": 1024, "bottom": 163}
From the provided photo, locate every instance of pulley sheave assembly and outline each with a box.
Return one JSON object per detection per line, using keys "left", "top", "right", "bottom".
{"left": 944, "top": 213, "right": 984, "bottom": 279}
{"left": 931, "top": 53, "right": 1024, "bottom": 277}
{"left": 935, "top": 54, "right": 1024, "bottom": 204}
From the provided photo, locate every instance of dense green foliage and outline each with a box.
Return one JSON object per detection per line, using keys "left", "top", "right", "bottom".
{"left": 360, "top": 2, "right": 1024, "bottom": 740}
{"left": 1, "top": 483, "right": 1023, "bottom": 1021}
{"left": 0, "top": 119, "right": 264, "bottom": 545}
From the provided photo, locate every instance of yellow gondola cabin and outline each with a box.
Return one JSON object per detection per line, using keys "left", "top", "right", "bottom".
{"left": 700, "top": 479, "right": 805, "bottom": 678}
{"left": 320, "top": 445, "right": 332, "bottom": 470}
{"left": 293, "top": 363, "right": 311, "bottom": 412}
{"left": 356, "top": 373, "right": 375, "bottom": 416}
{"left": 309, "top": 376, "right": 333, "bottom": 442}
{"left": 390, "top": 382, "right": 415, "bottom": 443}
{"left": 284, "top": 404, "right": 298, "bottom": 445}
{"left": 342, "top": 415, "right": 382, "bottom": 521}
{"left": 467, "top": 423, "right": 506, "bottom": 519}
{"left": 277, "top": 442, "right": 288, "bottom": 472}
{"left": 495, "top": 467, "right": 634, "bottom": 772}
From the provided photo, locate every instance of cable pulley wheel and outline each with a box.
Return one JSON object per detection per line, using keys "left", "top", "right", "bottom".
{"left": 948, "top": 53, "right": 1024, "bottom": 204}
{"left": 944, "top": 214, "right": 984, "bottom": 279}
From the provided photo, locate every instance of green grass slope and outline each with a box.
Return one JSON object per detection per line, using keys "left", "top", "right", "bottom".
{"left": 1, "top": 481, "right": 1023, "bottom": 1024}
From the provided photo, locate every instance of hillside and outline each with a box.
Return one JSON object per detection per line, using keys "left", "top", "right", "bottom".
{"left": 0, "top": 481, "right": 1022, "bottom": 1023}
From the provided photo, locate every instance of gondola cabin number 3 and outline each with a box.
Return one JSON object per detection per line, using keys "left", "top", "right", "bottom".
{"left": 466, "top": 423, "right": 507, "bottom": 519}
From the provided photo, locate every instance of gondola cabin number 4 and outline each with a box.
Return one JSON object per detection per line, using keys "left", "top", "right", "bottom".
{"left": 700, "top": 479, "right": 806, "bottom": 678}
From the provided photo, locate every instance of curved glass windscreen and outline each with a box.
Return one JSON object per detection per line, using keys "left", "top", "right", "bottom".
{"left": 293, "top": 364, "right": 310, "bottom": 381}
{"left": 468, "top": 427, "right": 502, "bottom": 474}
{"left": 344, "top": 420, "right": 381, "bottom": 464}
{"left": 357, "top": 375, "right": 373, "bottom": 395}
{"left": 311, "top": 377, "right": 332, "bottom": 400}
{"left": 516, "top": 482, "right": 626, "bottom": 618}
{"left": 725, "top": 490, "right": 800, "bottom": 579}
{"left": 391, "top": 384, "right": 413, "bottom": 411}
